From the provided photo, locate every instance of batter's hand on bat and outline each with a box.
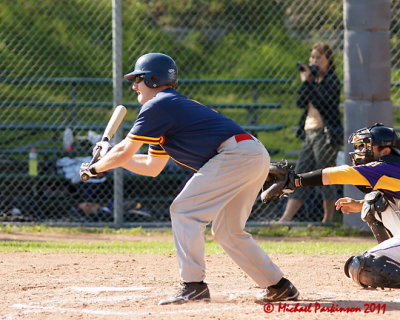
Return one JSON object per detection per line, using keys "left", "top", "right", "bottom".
{"left": 80, "top": 162, "right": 108, "bottom": 181}
{"left": 92, "top": 141, "right": 112, "bottom": 160}
{"left": 335, "top": 197, "right": 364, "bottom": 215}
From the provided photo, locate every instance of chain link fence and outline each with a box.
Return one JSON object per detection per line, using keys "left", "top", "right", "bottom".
{"left": 0, "top": 0, "right": 398, "bottom": 226}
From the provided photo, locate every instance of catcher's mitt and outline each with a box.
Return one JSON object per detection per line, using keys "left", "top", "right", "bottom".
{"left": 261, "top": 161, "right": 297, "bottom": 202}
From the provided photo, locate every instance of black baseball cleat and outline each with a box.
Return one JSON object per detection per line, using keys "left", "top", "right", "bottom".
{"left": 255, "top": 278, "right": 299, "bottom": 303}
{"left": 158, "top": 281, "right": 211, "bottom": 305}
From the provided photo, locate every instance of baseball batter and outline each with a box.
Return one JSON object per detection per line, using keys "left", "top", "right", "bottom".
{"left": 80, "top": 53, "right": 299, "bottom": 305}
{"left": 262, "top": 123, "right": 400, "bottom": 289}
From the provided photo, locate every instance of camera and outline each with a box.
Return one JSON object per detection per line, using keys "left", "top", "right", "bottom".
{"left": 296, "top": 62, "right": 319, "bottom": 78}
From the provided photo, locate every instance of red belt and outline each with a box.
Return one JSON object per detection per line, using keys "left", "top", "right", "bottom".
{"left": 235, "top": 133, "right": 253, "bottom": 143}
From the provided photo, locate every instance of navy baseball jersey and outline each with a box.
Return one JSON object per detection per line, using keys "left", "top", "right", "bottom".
{"left": 128, "top": 88, "right": 245, "bottom": 173}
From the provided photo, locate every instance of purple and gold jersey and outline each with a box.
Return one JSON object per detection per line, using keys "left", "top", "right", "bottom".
{"left": 326, "top": 155, "right": 400, "bottom": 198}
{"left": 127, "top": 88, "right": 245, "bottom": 173}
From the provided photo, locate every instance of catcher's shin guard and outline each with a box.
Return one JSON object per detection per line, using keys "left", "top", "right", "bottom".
{"left": 361, "top": 191, "right": 392, "bottom": 244}
{"left": 344, "top": 254, "right": 400, "bottom": 289}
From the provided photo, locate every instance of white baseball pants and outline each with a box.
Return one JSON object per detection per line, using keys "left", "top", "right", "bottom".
{"left": 170, "top": 135, "right": 284, "bottom": 288}
{"left": 368, "top": 198, "right": 400, "bottom": 262}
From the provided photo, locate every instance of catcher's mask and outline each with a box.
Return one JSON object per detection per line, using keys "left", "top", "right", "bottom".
{"left": 348, "top": 123, "right": 400, "bottom": 165}
{"left": 124, "top": 53, "right": 178, "bottom": 88}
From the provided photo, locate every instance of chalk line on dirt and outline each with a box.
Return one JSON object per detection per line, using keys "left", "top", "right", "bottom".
{"left": 7, "top": 286, "right": 262, "bottom": 318}
{"left": 12, "top": 303, "right": 258, "bottom": 317}
{"left": 69, "top": 286, "right": 153, "bottom": 293}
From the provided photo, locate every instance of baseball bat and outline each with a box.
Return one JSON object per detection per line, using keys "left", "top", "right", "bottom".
{"left": 81, "top": 104, "right": 127, "bottom": 181}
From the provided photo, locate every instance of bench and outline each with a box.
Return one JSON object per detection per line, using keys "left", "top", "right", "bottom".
{"left": 0, "top": 103, "right": 284, "bottom": 157}
{"left": 0, "top": 77, "right": 288, "bottom": 223}
{"left": 0, "top": 77, "right": 287, "bottom": 155}
{"left": 0, "top": 77, "right": 288, "bottom": 155}
{"left": 0, "top": 104, "right": 283, "bottom": 131}
{"left": 0, "top": 77, "right": 286, "bottom": 177}
{"left": 0, "top": 77, "right": 287, "bottom": 129}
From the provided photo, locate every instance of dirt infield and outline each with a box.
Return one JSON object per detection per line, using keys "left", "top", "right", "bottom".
{"left": 0, "top": 233, "right": 399, "bottom": 320}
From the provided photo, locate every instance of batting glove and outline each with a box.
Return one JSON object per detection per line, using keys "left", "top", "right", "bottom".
{"left": 80, "top": 162, "right": 108, "bottom": 181}
{"left": 80, "top": 162, "right": 98, "bottom": 179}
{"left": 92, "top": 141, "right": 112, "bottom": 160}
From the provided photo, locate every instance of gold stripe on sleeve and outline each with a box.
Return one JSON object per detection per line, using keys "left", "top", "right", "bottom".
{"left": 149, "top": 148, "right": 169, "bottom": 158}
{"left": 127, "top": 133, "right": 161, "bottom": 144}
{"left": 375, "top": 176, "right": 400, "bottom": 192}
{"left": 324, "top": 165, "right": 372, "bottom": 187}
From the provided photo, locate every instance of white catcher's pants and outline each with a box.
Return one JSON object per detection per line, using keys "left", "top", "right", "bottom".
{"left": 170, "top": 135, "right": 283, "bottom": 288}
{"left": 367, "top": 198, "right": 400, "bottom": 262}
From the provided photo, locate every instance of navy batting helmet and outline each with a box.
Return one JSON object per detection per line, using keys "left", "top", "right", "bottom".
{"left": 124, "top": 53, "right": 178, "bottom": 88}
{"left": 348, "top": 123, "right": 400, "bottom": 165}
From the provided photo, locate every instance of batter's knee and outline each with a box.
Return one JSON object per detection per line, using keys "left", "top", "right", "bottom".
{"left": 212, "top": 230, "right": 229, "bottom": 245}
{"left": 169, "top": 200, "right": 177, "bottom": 216}
{"left": 212, "top": 222, "right": 231, "bottom": 242}
{"left": 344, "top": 254, "right": 400, "bottom": 289}
{"left": 169, "top": 198, "right": 184, "bottom": 218}
{"left": 212, "top": 227, "right": 249, "bottom": 248}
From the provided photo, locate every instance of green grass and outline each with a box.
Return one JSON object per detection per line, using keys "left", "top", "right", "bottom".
{"left": 0, "top": 224, "right": 150, "bottom": 235}
{"left": 0, "top": 240, "right": 175, "bottom": 254}
{"left": 0, "top": 239, "right": 372, "bottom": 255}
{"left": 0, "top": 223, "right": 372, "bottom": 238}
{"left": 0, "top": 224, "right": 374, "bottom": 255}
{"left": 250, "top": 224, "right": 373, "bottom": 239}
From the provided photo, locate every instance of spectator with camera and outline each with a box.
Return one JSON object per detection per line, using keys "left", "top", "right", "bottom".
{"left": 278, "top": 42, "right": 343, "bottom": 223}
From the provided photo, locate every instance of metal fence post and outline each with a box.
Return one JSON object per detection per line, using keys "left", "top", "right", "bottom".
{"left": 343, "top": 0, "right": 392, "bottom": 229}
{"left": 112, "top": 0, "right": 123, "bottom": 228}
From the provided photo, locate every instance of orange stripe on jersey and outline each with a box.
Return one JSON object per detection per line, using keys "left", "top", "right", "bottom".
{"left": 160, "top": 135, "right": 165, "bottom": 146}
{"left": 171, "top": 157, "right": 198, "bottom": 172}
{"left": 191, "top": 99, "right": 218, "bottom": 113}
{"left": 149, "top": 148, "right": 169, "bottom": 157}
{"left": 127, "top": 133, "right": 161, "bottom": 144}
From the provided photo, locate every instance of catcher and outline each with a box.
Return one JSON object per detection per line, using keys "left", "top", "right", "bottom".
{"left": 262, "top": 123, "right": 400, "bottom": 289}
